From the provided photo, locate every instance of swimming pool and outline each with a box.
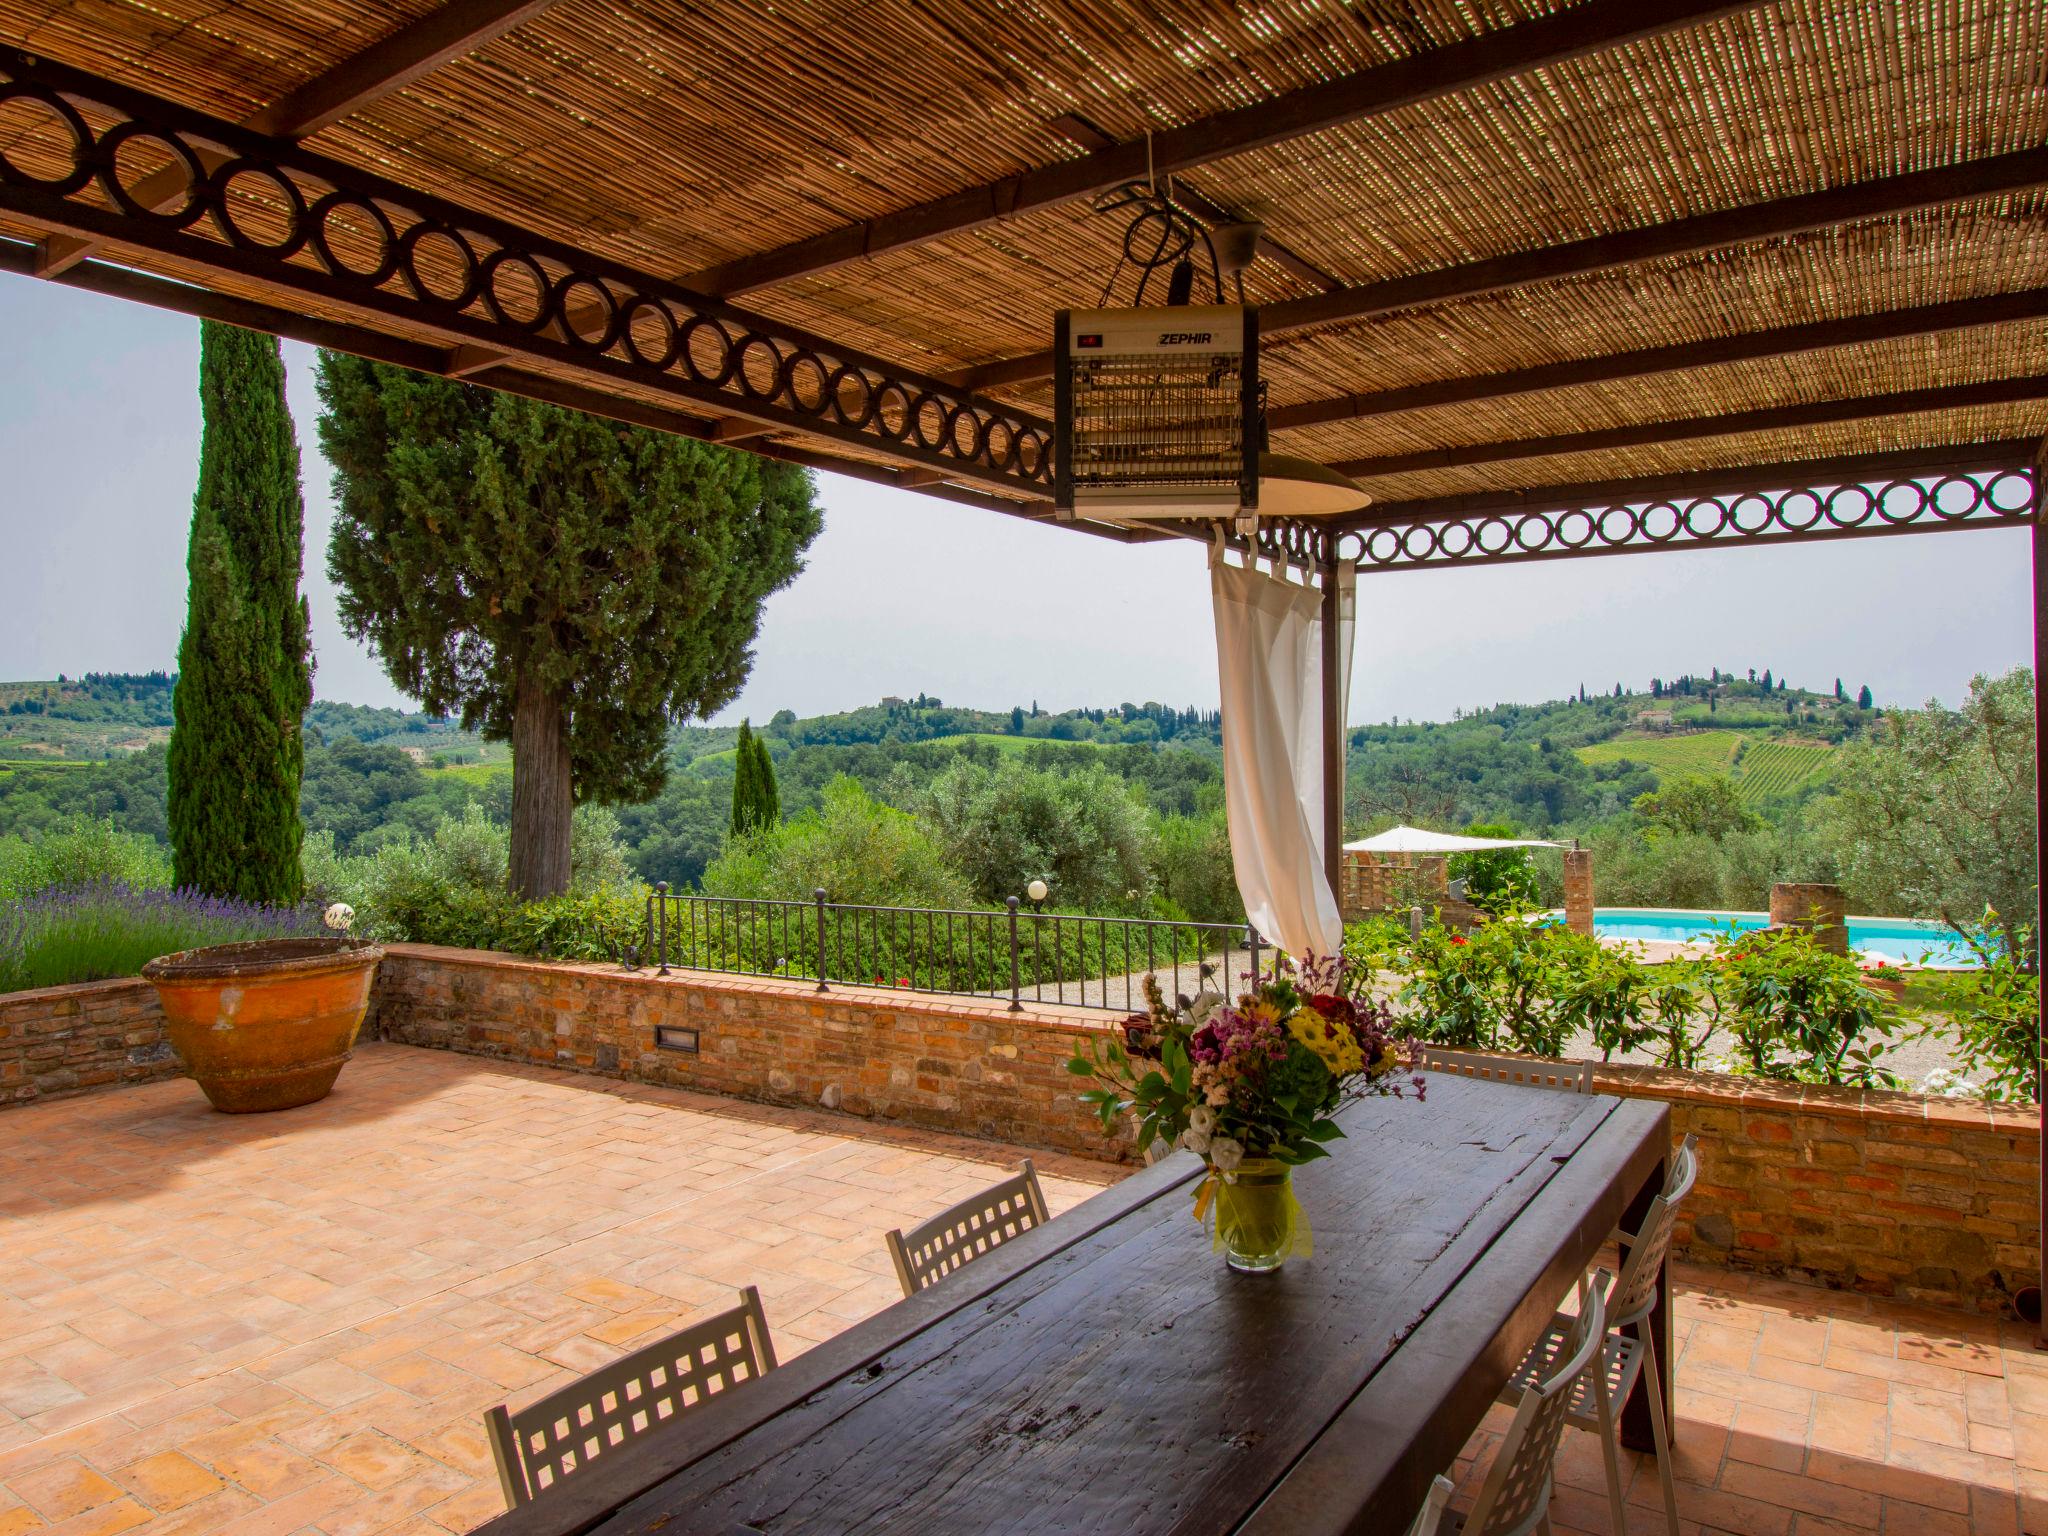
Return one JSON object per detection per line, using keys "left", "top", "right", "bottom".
{"left": 1571, "top": 908, "right": 1974, "bottom": 967}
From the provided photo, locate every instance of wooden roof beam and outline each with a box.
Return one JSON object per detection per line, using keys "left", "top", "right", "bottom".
{"left": 954, "top": 147, "right": 2048, "bottom": 392}
{"left": 1331, "top": 376, "right": 2048, "bottom": 478}
{"left": 35, "top": 0, "right": 563, "bottom": 277}
{"left": 679, "top": 0, "right": 1760, "bottom": 298}
{"left": 1270, "top": 287, "right": 2048, "bottom": 433}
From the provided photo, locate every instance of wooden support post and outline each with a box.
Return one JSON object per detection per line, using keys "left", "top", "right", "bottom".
{"left": 2033, "top": 445, "right": 2048, "bottom": 1347}
{"left": 1321, "top": 562, "right": 1345, "bottom": 899}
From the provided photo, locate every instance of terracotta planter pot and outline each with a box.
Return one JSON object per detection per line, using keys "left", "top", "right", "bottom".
{"left": 143, "top": 938, "right": 384, "bottom": 1113}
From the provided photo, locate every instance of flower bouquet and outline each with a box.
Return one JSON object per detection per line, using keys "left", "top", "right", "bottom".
{"left": 1069, "top": 955, "right": 1422, "bottom": 1273}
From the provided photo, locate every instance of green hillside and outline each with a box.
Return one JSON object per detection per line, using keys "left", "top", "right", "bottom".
{"left": 1577, "top": 730, "right": 1743, "bottom": 777}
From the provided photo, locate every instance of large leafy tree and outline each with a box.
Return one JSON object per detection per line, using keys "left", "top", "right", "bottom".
{"left": 168, "top": 322, "right": 313, "bottom": 902}
{"left": 317, "top": 356, "right": 822, "bottom": 899}
{"left": 1823, "top": 668, "right": 2037, "bottom": 962}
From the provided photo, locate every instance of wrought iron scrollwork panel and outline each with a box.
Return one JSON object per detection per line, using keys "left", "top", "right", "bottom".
{"left": 0, "top": 47, "right": 1053, "bottom": 496}
{"left": 1330, "top": 466, "right": 2039, "bottom": 572}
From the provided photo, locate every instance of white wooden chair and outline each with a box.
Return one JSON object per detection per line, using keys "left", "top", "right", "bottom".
{"left": 1402, "top": 1474, "right": 1456, "bottom": 1536}
{"left": 1415, "top": 1046, "right": 1594, "bottom": 1094}
{"left": 1498, "top": 1135, "right": 1699, "bottom": 1536}
{"left": 1414, "top": 1272, "right": 1611, "bottom": 1535}
{"left": 885, "top": 1159, "right": 1050, "bottom": 1297}
{"left": 485, "top": 1285, "right": 778, "bottom": 1509}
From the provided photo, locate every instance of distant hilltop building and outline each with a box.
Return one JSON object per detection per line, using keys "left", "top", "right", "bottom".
{"left": 1636, "top": 709, "right": 1675, "bottom": 729}
{"left": 400, "top": 746, "right": 430, "bottom": 764}
{"left": 880, "top": 695, "right": 907, "bottom": 708}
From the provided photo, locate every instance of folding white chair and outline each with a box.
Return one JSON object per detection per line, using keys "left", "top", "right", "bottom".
{"left": 885, "top": 1159, "right": 1050, "bottom": 1296}
{"left": 485, "top": 1285, "right": 777, "bottom": 1508}
{"left": 1415, "top": 1272, "right": 1611, "bottom": 1536}
{"left": 1416, "top": 1046, "right": 1595, "bottom": 1094}
{"left": 1499, "top": 1135, "right": 1699, "bottom": 1536}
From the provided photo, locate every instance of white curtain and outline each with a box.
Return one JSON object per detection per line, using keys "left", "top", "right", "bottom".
{"left": 1209, "top": 549, "right": 1352, "bottom": 960}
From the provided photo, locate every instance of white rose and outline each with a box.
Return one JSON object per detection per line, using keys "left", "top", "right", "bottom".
{"left": 1211, "top": 1137, "right": 1245, "bottom": 1172}
{"left": 1187, "top": 989, "right": 1225, "bottom": 1026}
{"left": 323, "top": 902, "right": 355, "bottom": 932}
{"left": 1182, "top": 1127, "right": 1212, "bottom": 1156}
{"left": 1188, "top": 1105, "right": 1217, "bottom": 1135}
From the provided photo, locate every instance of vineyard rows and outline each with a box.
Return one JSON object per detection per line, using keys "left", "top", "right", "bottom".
{"left": 1575, "top": 730, "right": 1835, "bottom": 804}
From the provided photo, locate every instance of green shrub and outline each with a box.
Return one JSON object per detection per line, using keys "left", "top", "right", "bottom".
{"left": 1918, "top": 918, "right": 2039, "bottom": 1102}
{"left": 0, "top": 819, "right": 172, "bottom": 900}
{"left": 705, "top": 778, "right": 973, "bottom": 911}
{"left": 498, "top": 887, "right": 648, "bottom": 962}
{"left": 1401, "top": 914, "right": 1581, "bottom": 1056}
{"left": 1698, "top": 928, "right": 1897, "bottom": 1085}
{"left": 1448, "top": 824, "right": 1540, "bottom": 913}
{"left": 303, "top": 803, "right": 640, "bottom": 955}
{"left": 1380, "top": 913, "right": 1903, "bottom": 1087}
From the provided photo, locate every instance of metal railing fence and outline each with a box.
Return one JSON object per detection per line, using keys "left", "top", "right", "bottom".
{"left": 644, "top": 885, "right": 1269, "bottom": 1013}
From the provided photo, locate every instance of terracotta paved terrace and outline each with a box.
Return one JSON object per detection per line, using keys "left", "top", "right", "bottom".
{"left": 0, "top": 1045, "right": 2041, "bottom": 1536}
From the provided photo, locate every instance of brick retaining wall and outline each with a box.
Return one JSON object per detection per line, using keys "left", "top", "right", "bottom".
{"left": 1595, "top": 1065, "right": 2039, "bottom": 1315}
{"left": 0, "top": 976, "right": 178, "bottom": 1106}
{"left": 368, "top": 944, "right": 1133, "bottom": 1160}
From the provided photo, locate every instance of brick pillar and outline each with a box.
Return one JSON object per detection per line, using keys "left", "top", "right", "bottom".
{"left": 1770, "top": 881, "right": 1848, "bottom": 956}
{"left": 1562, "top": 848, "right": 1595, "bottom": 936}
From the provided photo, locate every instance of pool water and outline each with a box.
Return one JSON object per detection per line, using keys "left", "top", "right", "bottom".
{"left": 1577, "top": 908, "right": 1974, "bottom": 967}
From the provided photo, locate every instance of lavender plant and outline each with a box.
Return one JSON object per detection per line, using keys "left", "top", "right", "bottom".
{"left": 0, "top": 881, "right": 319, "bottom": 994}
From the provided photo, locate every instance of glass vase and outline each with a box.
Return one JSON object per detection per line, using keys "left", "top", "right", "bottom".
{"left": 1214, "top": 1157, "right": 1296, "bottom": 1273}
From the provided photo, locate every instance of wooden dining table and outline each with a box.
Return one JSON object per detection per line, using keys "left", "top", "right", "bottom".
{"left": 480, "top": 1075, "right": 1672, "bottom": 1536}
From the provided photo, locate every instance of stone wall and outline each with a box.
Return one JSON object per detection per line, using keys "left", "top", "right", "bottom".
{"left": 0, "top": 976, "right": 178, "bottom": 1107}
{"left": 368, "top": 944, "right": 1134, "bottom": 1160}
{"left": 1597, "top": 1064, "right": 2038, "bottom": 1316}
{"left": 1563, "top": 848, "right": 1594, "bottom": 936}
{"left": 1769, "top": 881, "right": 1850, "bottom": 956}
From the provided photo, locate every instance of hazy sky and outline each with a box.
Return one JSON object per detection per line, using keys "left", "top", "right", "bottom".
{"left": 0, "top": 278, "right": 2033, "bottom": 725}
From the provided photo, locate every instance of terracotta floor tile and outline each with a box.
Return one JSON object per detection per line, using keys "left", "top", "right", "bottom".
{"left": 1728, "top": 1403, "right": 1812, "bottom": 1473}
{"left": 8, "top": 1463, "right": 125, "bottom": 1523}
{"left": 1889, "top": 1384, "right": 1971, "bottom": 1450}
{"left": 34, "top": 1497, "right": 151, "bottom": 1536}
{"left": 1808, "top": 1393, "right": 1888, "bottom": 1462}
{"left": 1718, "top": 1459, "right": 1883, "bottom": 1527}
{"left": 109, "top": 1453, "right": 222, "bottom": 1513}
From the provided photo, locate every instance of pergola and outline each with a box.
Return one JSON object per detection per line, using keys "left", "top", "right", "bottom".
{"left": 0, "top": 0, "right": 2041, "bottom": 1327}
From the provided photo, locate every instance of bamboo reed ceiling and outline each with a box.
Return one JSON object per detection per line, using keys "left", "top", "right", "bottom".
{"left": 0, "top": 0, "right": 2042, "bottom": 532}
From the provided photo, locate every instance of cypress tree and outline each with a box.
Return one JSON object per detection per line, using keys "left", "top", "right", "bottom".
{"left": 751, "top": 729, "right": 780, "bottom": 829}
{"left": 167, "top": 322, "right": 313, "bottom": 903}
{"left": 730, "top": 721, "right": 780, "bottom": 837}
